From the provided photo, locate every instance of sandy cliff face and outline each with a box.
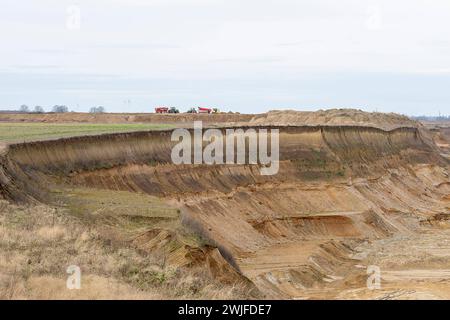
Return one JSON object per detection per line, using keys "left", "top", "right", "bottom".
{"left": 0, "top": 119, "right": 449, "bottom": 298}
{"left": 0, "top": 125, "right": 439, "bottom": 200}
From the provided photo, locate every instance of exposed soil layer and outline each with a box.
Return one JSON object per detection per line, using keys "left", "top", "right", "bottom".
{"left": 430, "top": 127, "right": 450, "bottom": 159}
{"left": 1, "top": 120, "right": 449, "bottom": 298}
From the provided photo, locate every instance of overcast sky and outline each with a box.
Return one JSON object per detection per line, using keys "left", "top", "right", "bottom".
{"left": 1, "top": 0, "right": 450, "bottom": 115}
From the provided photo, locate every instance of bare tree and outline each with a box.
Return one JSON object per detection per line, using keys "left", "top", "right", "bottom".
{"left": 19, "top": 105, "right": 29, "bottom": 113}
{"left": 33, "top": 106, "right": 45, "bottom": 113}
{"left": 89, "top": 106, "right": 105, "bottom": 113}
{"left": 52, "top": 105, "right": 68, "bottom": 113}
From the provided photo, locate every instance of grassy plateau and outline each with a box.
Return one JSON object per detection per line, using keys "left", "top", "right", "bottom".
{"left": 0, "top": 123, "right": 174, "bottom": 144}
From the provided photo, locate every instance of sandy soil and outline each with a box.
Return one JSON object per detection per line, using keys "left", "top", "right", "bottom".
{"left": 0, "top": 109, "right": 449, "bottom": 299}
{"left": 249, "top": 109, "right": 420, "bottom": 130}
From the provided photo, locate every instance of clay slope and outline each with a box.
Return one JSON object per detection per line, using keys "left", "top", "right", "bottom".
{"left": 0, "top": 122, "right": 449, "bottom": 298}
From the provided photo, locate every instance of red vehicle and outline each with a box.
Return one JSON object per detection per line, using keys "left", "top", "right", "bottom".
{"left": 155, "top": 107, "right": 169, "bottom": 113}
{"left": 198, "top": 107, "right": 212, "bottom": 114}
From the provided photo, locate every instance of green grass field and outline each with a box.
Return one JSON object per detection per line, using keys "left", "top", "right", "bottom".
{"left": 0, "top": 123, "right": 174, "bottom": 143}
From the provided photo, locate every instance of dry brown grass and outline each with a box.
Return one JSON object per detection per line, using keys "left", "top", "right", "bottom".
{"left": 0, "top": 200, "right": 251, "bottom": 300}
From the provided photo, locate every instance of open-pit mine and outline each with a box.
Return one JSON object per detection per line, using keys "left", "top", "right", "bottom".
{"left": 0, "top": 109, "right": 449, "bottom": 299}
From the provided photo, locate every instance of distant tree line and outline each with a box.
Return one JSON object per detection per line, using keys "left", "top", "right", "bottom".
{"left": 19, "top": 105, "right": 29, "bottom": 112}
{"left": 412, "top": 115, "right": 450, "bottom": 121}
{"left": 52, "top": 105, "right": 69, "bottom": 113}
{"left": 34, "top": 106, "right": 45, "bottom": 113}
{"left": 89, "top": 106, "right": 105, "bottom": 113}
{"left": 18, "top": 105, "right": 45, "bottom": 113}
{"left": 14, "top": 105, "right": 107, "bottom": 113}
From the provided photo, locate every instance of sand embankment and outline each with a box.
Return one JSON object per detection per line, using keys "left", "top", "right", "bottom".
{"left": 0, "top": 111, "right": 449, "bottom": 298}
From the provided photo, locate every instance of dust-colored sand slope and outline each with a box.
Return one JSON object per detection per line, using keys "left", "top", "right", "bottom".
{"left": 249, "top": 109, "right": 420, "bottom": 130}
{"left": 0, "top": 125, "right": 440, "bottom": 201}
{"left": 0, "top": 122, "right": 448, "bottom": 298}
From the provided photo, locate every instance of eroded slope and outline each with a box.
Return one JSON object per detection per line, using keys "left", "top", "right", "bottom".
{"left": 0, "top": 122, "right": 449, "bottom": 299}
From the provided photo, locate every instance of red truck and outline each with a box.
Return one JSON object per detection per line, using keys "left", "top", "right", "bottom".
{"left": 155, "top": 107, "right": 169, "bottom": 114}
{"left": 198, "top": 107, "right": 212, "bottom": 114}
